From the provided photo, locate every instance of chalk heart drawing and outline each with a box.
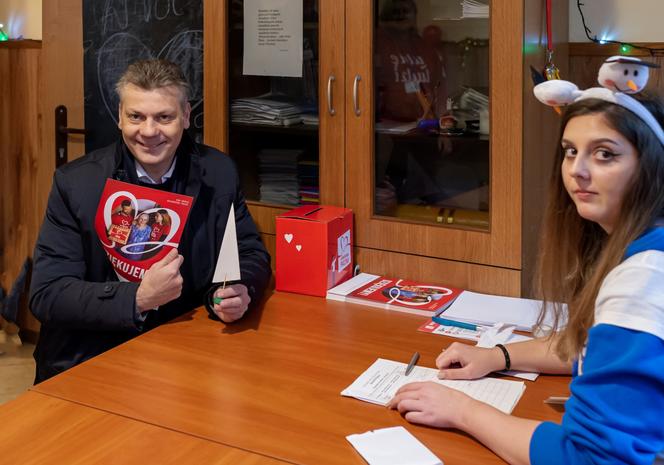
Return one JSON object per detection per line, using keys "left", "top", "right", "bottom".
{"left": 97, "top": 30, "right": 203, "bottom": 125}
{"left": 296, "top": 245, "right": 302, "bottom": 252}
{"left": 284, "top": 233, "right": 293, "bottom": 244}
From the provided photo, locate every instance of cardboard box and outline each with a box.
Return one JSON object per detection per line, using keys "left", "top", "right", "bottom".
{"left": 276, "top": 205, "right": 353, "bottom": 297}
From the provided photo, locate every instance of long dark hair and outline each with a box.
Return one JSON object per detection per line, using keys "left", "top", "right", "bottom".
{"left": 535, "top": 93, "right": 664, "bottom": 360}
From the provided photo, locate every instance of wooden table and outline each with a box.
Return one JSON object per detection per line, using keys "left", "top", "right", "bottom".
{"left": 1, "top": 391, "right": 289, "bottom": 464}
{"left": 30, "top": 292, "right": 569, "bottom": 465}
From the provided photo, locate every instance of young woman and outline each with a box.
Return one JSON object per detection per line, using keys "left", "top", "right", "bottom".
{"left": 149, "top": 209, "right": 172, "bottom": 242}
{"left": 389, "top": 88, "right": 664, "bottom": 464}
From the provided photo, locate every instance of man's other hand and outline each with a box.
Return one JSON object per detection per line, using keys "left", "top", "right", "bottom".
{"left": 136, "top": 249, "right": 184, "bottom": 312}
{"left": 212, "top": 284, "right": 251, "bottom": 323}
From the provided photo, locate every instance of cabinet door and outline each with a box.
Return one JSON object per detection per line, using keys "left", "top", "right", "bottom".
{"left": 346, "top": 0, "right": 522, "bottom": 270}
{"left": 205, "top": 0, "right": 344, "bottom": 236}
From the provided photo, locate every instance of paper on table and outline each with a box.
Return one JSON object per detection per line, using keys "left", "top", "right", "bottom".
{"left": 440, "top": 291, "right": 562, "bottom": 331}
{"left": 346, "top": 426, "right": 443, "bottom": 465}
{"left": 212, "top": 204, "right": 241, "bottom": 283}
{"left": 341, "top": 359, "right": 525, "bottom": 414}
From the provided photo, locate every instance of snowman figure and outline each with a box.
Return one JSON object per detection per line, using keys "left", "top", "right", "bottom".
{"left": 533, "top": 56, "right": 660, "bottom": 109}
{"left": 598, "top": 56, "right": 659, "bottom": 93}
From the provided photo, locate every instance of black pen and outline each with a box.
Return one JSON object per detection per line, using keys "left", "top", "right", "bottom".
{"left": 405, "top": 351, "right": 420, "bottom": 376}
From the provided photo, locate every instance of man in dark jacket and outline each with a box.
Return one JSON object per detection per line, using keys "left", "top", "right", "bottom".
{"left": 29, "top": 59, "right": 271, "bottom": 383}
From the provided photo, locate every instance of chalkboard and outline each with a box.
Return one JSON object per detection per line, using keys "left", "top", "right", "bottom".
{"left": 83, "top": 0, "right": 203, "bottom": 152}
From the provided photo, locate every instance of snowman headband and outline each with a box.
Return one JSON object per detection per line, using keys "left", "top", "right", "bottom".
{"left": 533, "top": 56, "right": 664, "bottom": 146}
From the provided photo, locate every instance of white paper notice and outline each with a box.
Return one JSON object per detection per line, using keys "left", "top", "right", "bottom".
{"left": 347, "top": 427, "right": 443, "bottom": 465}
{"left": 243, "top": 0, "right": 303, "bottom": 77}
{"left": 341, "top": 359, "right": 525, "bottom": 414}
{"left": 212, "top": 204, "right": 241, "bottom": 283}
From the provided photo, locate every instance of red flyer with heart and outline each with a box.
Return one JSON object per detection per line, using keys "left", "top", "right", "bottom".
{"left": 94, "top": 179, "right": 193, "bottom": 282}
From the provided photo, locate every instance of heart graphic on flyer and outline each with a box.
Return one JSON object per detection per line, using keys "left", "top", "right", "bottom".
{"left": 94, "top": 179, "right": 193, "bottom": 282}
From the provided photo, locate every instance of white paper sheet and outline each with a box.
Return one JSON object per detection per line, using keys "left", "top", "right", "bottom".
{"left": 341, "top": 359, "right": 525, "bottom": 414}
{"left": 347, "top": 426, "right": 443, "bottom": 465}
{"left": 243, "top": 0, "right": 303, "bottom": 77}
{"left": 212, "top": 204, "right": 241, "bottom": 283}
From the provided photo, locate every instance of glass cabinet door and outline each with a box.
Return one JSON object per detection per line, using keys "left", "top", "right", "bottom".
{"left": 373, "top": 0, "right": 490, "bottom": 230}
{"left": 228, "top": 0, "right": 321, "bottom": 207}
{"left": 204, "top": 1, "right": 344, "bottom": 233}
{"left": 346, "top": 0, "right": 522, "bottom": 269}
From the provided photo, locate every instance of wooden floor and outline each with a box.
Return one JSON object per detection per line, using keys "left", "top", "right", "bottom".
{"left": 0, "top": 329, "right": 35, "bottom": 405}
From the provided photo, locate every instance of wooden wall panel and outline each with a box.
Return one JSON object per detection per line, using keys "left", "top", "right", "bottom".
{"left": 0, "top": 41, "right": 42, "bottom": 334}
{"left": 355, "top": 247, "right": 521, "bottom": 297}
{"left": 521, "top": 0, "right": 568, "bottom": 297}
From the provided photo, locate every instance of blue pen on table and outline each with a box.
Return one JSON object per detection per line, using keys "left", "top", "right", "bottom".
{"left": 431, "top": 316, "right": 478, "bottom": 331}
{"left": 405, "top": 351, "right": 420, "bottom": 376}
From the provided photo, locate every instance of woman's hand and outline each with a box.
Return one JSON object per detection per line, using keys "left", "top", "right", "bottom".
{"left": 436, "top": 342, "right": 505, "bottom": 380}
{"left": 387, "top": 381, "right": 473, "bottom": 429}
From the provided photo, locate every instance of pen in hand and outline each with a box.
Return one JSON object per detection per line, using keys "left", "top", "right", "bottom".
{"left": 405, "top": 351, "right": 420, "bottom": 376}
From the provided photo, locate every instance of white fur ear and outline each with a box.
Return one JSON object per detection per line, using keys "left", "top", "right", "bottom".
{"left": 533, "top": 80, "right": 580, "bottom": 107}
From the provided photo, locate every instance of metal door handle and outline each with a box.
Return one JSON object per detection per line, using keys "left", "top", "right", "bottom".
{"left": 353, "top": 74, "right": 361, "bottom": 116}
{"left": 327, "top": 75, "right": 336, "bottom": 115}
{"left": 55, "top": 105, "right": 87, "bottom": 168}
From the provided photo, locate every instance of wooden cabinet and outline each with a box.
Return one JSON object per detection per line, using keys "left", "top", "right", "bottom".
{"left": 204, "top": 0, "right": 568, "bottom": 297}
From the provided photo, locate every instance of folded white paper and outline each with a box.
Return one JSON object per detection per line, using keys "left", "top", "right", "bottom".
{"left": 347, "top": 426, "right": 443, "bottom": 465}
{"left": 342, "top": 359, "right": 525, "bottom": 414}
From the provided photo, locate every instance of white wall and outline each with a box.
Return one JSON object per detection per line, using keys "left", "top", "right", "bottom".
{"left": 0, "top": 0, "right": 41, "bottom": 40}
{"left": 569, "top": 0, "right": 664, "bottom": 42}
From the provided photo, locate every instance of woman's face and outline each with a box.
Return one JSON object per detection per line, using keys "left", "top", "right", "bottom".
{"left": 155, "top": 212, "right": 163, "bottom": 223}
{"left": 138, "top": 214, "right": 149, "bottom": 226}
{"left": 561, "top": 113, "right": 639, "bottom": 233}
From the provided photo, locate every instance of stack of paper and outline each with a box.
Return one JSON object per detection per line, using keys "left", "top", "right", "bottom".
{"left": 342, "top": 358, "right": 525, "bottom": 414}
{"left": 459, "top": 88, "right": 489, "bottom": 112}
{"left": 439, "top": 291, "right": 562, "bottom": 332}
{"left": 231, "top": 96, "right": 303, "bottom": 126}
{"left": 258, "top": 149, "right": 302, "bottom": 205}
{"left": 461, "top": 0, "right": 489, "bottom": 19}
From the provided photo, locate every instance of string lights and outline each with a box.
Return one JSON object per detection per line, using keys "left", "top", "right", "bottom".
{"left": 576, "top": 1, "right": 664, "bottom": 56}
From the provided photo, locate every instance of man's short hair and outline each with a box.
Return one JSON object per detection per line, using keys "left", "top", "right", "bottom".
{"left": 115, "top": 59, "right": 191, "bottom": 108}
{"left": 121, "top": 199, "right": 131, "bottom": 207}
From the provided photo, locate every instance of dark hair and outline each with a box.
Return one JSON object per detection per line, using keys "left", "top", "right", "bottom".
{"left": 535, "top": 92, "right": 664, "bottom": 359}
{"left": 379, "top": 0, "right": 417, "bottom": 22}
{"left": 116, "top": 59, "right": 190, "bottom": 108}
{"left": 121, "top": 199, "right": 131, "bottom": 207}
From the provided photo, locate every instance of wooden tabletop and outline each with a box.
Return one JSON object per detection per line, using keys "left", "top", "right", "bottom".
{"left": 1, "top": 391, "right": 289, "bottom": 464}
{"left": 32, "top": 292, "right": 569, "bottom": 465}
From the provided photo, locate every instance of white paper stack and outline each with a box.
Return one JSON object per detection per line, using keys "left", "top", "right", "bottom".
{"left": 231, "top": 96, "right": 303, "bottom": 126}
{"left": 439, "top": 291, "right": 563, "bottom": 332}
{"left": 461, "top": 0, "right": 489, "bottom": 19}
{"left": 258, "top": 149, "right": 302, "bottom": 205}
{"left": 459, "top": 88, "right": 489, "bottom": 113}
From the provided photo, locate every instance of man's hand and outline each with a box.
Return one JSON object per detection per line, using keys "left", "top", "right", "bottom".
{"left": 212, "top": 284, "right": 251, "bottom": 323}
{"left": 136, "top": 249, "right": 184, "bottom": 312}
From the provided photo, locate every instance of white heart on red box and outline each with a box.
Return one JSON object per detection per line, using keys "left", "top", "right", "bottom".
{"left": 295, "top": 245, "right": 302, "bottom": 252}
{"left": 284, "top": 233, "right": 293, "bottom": 243}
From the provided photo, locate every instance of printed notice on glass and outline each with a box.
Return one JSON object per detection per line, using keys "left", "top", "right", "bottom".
{"left": 243, "top": 0, "right": 303, "bottom": 77}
